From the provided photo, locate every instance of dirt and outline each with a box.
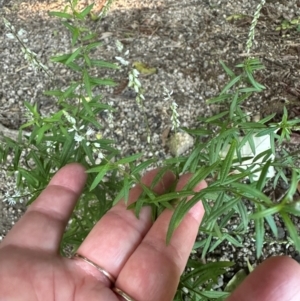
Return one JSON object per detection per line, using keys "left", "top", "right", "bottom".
{"left": 1, "top": 0, "right": 300, "bottom": 284}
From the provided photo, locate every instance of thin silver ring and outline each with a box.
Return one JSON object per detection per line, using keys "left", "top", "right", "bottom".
{"left": 72, "top": 253, "right": 116, "bottom": 283}
{"left": 113, "top": 287, "right": 136, "bottom": 301}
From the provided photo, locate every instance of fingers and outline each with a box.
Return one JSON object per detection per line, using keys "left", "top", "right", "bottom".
{"left": 226, "top": 256, "right": 300, "bottom": 301}
{"left": 2, "top": 163, "right": 87, "bottom": 251}
{"left": 76, "top": 169, "right": 176, "bottom": 282}
{"left": 115, "top": 174, "right": 207, "bottom": 301}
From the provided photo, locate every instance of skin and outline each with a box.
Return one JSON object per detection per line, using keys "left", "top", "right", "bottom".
{"left": 0, "top": 163, "right": 300, "bottom": 301}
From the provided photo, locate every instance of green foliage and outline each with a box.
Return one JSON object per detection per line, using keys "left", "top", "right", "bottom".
{"left": 276, "top": 17, "right": 300, "bottom": 32}
{"left": 2, "top": 1, "right": 300, "bottom": 300}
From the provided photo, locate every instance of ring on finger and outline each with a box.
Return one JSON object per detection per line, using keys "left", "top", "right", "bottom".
{"left": 113, "top": 287, "right": 136, "bottom": 301}
{"left": 72, "top": 253, "right": 116, "bottom": 284}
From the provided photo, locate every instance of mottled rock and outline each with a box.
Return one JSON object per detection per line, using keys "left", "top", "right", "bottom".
{"left": 167, "top": 131, "right": 194, "bottom": 156}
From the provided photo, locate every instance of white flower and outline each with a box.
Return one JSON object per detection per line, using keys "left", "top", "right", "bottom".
{"left": 163, "top": 87, "right": 173, "bottom": 101}
{"left": 63, "top": 111, "right": 76, "bottom": 125}
{"left": 6, "top": 33, "right": 15, "bottom": 40}
{"left": 170, "top": 101, "right": 180, "bottom": 130}
{"left": 3, "top": 191, "right": 16, "bottom": 206}
{"left": 7, "top": 198, "right": 16, "bottom": 206}
{"left": 17, "top": 28, "right": 27, "bottom": 36}
{"left": 74, "top": 132, "right": 84, "bottom": 142}
{"left": 86, "top": 127, "right": 95, "bottom": 136}
{"left": 133, "top": 68, "right": 139, "bottom": 77}
{"left": 115, "top": 56, "right": 129, "bottom": 66}
{"left": 115, "top": 40, "right": 124, "bottom": 52}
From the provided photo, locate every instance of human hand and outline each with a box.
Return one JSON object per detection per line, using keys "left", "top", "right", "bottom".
{"left": 0, "top": 163, "right": 207, "bottom": 301}
{"left": 1, "top": 163, "right": 300, "bottom": 301}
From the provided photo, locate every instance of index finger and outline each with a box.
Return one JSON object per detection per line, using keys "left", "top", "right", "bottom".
{"left": 1, "top": 163, "right": 87, "bottom": 251}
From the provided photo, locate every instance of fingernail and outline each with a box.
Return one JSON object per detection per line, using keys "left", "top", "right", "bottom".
{"left": 188, "top": 200, "right": 204, "bottom": 221}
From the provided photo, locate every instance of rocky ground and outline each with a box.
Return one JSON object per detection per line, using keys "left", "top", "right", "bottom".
{"left": 1, "top": 0, "right": 300, "bottom": 291}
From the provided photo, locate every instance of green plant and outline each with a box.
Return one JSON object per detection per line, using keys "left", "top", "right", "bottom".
{"left": 276, "top": 17, "right": 300, "bottom": 32}
{"left": 0, "top": 1, "right": 154, "bottom": 252}
{"left": 2, "top": 1, "right": 300, "bottom": 300}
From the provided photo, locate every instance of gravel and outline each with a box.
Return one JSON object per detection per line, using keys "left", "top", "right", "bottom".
{"left": 1, "top": 0, "right": 300, "bottom": 286}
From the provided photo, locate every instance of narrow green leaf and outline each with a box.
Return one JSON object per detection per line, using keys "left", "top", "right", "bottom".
{"left": 225, "top": 269, "right": 248, "bottom": 292}
{"left": 84, "top": 53, "right": 91, "bottom": 68}
{"left": 72, "top": 28, "right": 80, "bottom": 46}
{"left": 59, "top": 82, "right": 79, "bottom": 102}
{"left": 83, "top": 70, "right": 92, "bottom": 99}
{"left": 251, "top": 205, "right": 281, "bottom": 219}
{"left": 265, "top": 214, "right": 278, "bottom": 238}
{"left": 209, "top": 236, "right": 226, "bottom": 252}
{"left": 186, "top": 161, "right": 220, "bottom": 190}
{"left": 66, "top": 47, "right": 81, "bottom": 65}
{"left": 281, "top": 212, "right": 300, "bottom": 252}
{"left": 204, "top": 111, "right": 229, "bottom": 122}
{"left": 29, "top": 151, "right": 45, "bottom": 174}
{"left": 90, "top": 59, "right": 119, "bottom": 69}
{"left": 201, "top": 234, "right": 213, "bottom": 258}
{"left": 220, "top": 75, "right": 242, "bottom": 95}
{"left": 131, "top": 159, "right": 157, "bottom": 174}
{"left": 285, "top": 170, "right": 298, "bottom": 201}
{"left": 255, "top": 213, "right": 264, "bottom": 258}
{"left": 240, "top": 122, "right": 266, "bottom": 129}
{"left": 36, "top": 124, "right": 52, "bottom": 144}
{"left": 60, "top": 137, "right": 76, "bottom": 166}
{"left": 269, "top": 130, "right": 276, "bottom": 154}
{"left": 89, "top": 164, "right": 111, "bottom": 191}
{"left": 85, "top": 41, "right": 102, "bottom": 52}
{"left": 256, "top": 160, "right": 272, "bottom": 191}
{"left": 89, "top": 77, "right": 117, "bottom": 86}
{"left": 231, "top": 182, "right": 273, "bottom": 205}
{"left": 78, "top": 3, "right": 94, "bottom": 19}
{"left": 48, "top": 11, "right": 73, "bottom": 19}
{"left": 206, "top": 197, "right": 240, "bottom": 224}
{"left": 123, "top": 175, "right": 130, "bottom": 204}
{"left": 199, "top": 291, "right": 230, "bottom": 299}
{"left": 246, "top": 69, "right": 265, "bottom": 91}
{"left": 239, "top": 87, "right": 261, "bottom": 93}
{"left": 229, "top": 92, "right": 239, "bottom": 119}
{"left": 252, "top": 149, "right": 272, "bottom": 163}
{"left": 206, "top": 93, "right": 232, "bottom": 104}
{"left": 225, "top": 233, "right": 243, "bottom": 247}
{"left": 220, "top": 139, "right": 236, "bottom": 183}
{"left": 138, "top": 191, "right": 194, "bottom": 205}
{"left": 80, "top": 96, "right": 94, "bottom": 115}
{"left": 220, "top": 60, "right": 235, "bottom": 77}
{"left": 13, "top": 145, "right": 22, "bottom": 170}
{"left": 112, "top": 186, "right": 125, "bottom": 205}
{"left": 236, "top": 200, "right": 249, "bottom": 230}
{"left": 20, "top": 121, "right": 35, "bottom": 130}
{"left": 19, "top": 168, "right": 39, "bottom": 187}
{"left": 50, "top": 53, "right": 72, "bottom": 63}
{"left": 259, "top": 113, "right": 276, "bottom": 124}
{"left": 182, "top": 143, "right": 203, "bottom": 173}
{"left": 115, "top": 153, "right": 143, "bottom": 165}
{"left": 66, "top": 62, "right": 82, "bottom": 72}
{"left": 82, "top": 33, "right": 97, "bottom": 41}
{"left": 62, "top": 19, "right": 78, "bottom": 39}
{"left": 255, "top": 127, "right": 278, "bottom": 137}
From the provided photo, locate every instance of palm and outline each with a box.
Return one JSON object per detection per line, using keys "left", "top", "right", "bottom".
{"left": 0, "top": 249, "right": 117, "bottom": 301}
